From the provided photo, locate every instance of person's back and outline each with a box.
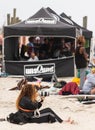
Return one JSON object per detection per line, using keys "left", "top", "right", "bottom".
{"left": 75, "top": 46, "right": 87, "bottom": 69}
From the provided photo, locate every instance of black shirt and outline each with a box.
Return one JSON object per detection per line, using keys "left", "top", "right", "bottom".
{"left": 19, "top": 96, "right": 42, "bottom": 111}
{"left": 75, "top": 46, "right": 87, "bottom": 69}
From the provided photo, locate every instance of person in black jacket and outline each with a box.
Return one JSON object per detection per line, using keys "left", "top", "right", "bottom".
{"left": 7, "top": 84, "right": 74, "bottom": 124}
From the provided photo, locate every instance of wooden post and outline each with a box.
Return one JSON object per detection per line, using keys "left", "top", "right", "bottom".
{"left": 13, "top": 8, "right": 16, "bottom": 23}
{"left": 7, "top": 8, "right": 22, "bottom": 25}
{"left": 15, "top": 17, "right": 21, "bottom": 23}
{"left": 7, "top": 14, "right": 11, "bottom": 25}
{"left": 83, "top": 16, "right": 87, "bottom": 29}
{"left": 11, "top": 17, "right": 14, "bottom": 24}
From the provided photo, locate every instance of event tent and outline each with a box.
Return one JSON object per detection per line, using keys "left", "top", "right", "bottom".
{"left": 3, "top": 7, "right": 78, "bottom": 77}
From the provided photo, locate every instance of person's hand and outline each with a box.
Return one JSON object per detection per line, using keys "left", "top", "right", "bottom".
{"left": 41, "top": 96, "right": 45, "bottom": 102}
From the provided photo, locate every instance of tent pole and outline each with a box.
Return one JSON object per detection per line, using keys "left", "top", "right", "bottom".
{"left": 2, "top": 38, "right": 6, "bottom": 76}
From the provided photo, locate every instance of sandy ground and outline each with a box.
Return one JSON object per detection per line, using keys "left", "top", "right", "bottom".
{"left": 0, "top": 76, "right": 95, "bottom": 130}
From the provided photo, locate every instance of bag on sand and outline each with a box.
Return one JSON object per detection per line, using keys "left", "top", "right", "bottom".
{"left": 59, "top": 82, "right": 80, "bottom": 95}
{"left": 7, "top": 111, "right": 30, "bottom": 125}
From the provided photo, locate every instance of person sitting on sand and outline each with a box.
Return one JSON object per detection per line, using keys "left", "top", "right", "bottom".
{"left": 82, "top": 67, "right": 95, "bottom": 94}
{"left": 9, "top": 78, "right": 28, "bottom": 90}
{"left": 7, "top": 84, "right": 74, "bottom": 124}
{"left": 9, "top": 77, "right": 50, "bottom": 91}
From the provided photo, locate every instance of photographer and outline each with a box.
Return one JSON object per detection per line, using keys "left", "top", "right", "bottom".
{"left": 7, "top": 84, "right": 74, "bottom": 124}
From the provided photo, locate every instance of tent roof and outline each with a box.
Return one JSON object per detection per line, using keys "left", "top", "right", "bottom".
{"left": 60, "top": 11, "right": 92, "bottom": 39}
{"left": 29, "top": 7, "right": 54, "bottom": 19}
{"left": 4, "top": 7, "right": 76, "bottom": 38}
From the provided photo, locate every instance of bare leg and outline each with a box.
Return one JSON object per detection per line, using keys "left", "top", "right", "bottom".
{"left": 64, "top": 117, "right": 75, "bottom": 124}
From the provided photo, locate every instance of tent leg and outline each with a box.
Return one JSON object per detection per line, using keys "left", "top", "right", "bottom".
{"left": 1, "top": 38, "right": 6, "bottom": 77}
{"left": 51, "top": 73, "right": 58, "bottom": 82}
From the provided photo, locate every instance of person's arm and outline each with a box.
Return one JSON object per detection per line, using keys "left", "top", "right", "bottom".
{"left": 80, "top": 47, "right": 88, "bottom": 60}
{"left": 36, "top": 94, "right": 45, "bottom": 108}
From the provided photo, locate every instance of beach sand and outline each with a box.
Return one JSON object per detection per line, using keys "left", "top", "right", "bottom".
{"left": 0, "top": 76, "right": 95, "bottom": 130}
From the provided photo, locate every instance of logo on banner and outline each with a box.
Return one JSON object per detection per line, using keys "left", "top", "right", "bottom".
{"left": 25, "top": 18, "right": 56, "bottom": 24}
{"left": 24, "top": 63, "right": 55, "bottom": 76}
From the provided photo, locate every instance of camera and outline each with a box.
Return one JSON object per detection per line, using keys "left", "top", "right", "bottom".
{"left": 40, "top": 91, "right": 49, "bottom": 97}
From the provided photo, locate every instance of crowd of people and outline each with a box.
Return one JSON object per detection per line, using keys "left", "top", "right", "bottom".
{"left": 20, "top": 36, "right": 74, "bottom": 61}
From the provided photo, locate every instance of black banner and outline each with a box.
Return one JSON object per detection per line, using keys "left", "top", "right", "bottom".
{"left": 5, "top": 56, "right": 74, "bottom": 77}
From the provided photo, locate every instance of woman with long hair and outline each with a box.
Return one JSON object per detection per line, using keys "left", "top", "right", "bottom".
{"left": 7, "top": 84, "right": 74, "bottom": 124}
{"left": 75, "top": 36, "right": 88, "bottom": 90}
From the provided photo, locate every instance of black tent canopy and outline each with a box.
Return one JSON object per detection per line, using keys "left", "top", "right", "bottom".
{"left": 60, "top": 11, "right": 92, "bottom": 39}
{"left": 4, "top": 7, "right": 77, "bottom": 38}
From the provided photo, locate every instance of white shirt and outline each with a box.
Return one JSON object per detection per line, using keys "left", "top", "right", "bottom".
{"left": 28, "top": 56, "right": 39, "bottom": 61}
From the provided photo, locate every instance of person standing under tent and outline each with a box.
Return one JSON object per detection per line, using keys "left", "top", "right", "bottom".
{"left": 75, "top": 36, "right": 88, "bottom": 90}
{"left": 27, "top": 37, "right": 35, "bottom": 57}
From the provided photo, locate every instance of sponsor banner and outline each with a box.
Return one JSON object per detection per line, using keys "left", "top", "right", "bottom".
{"left": 25, "top": 18, "right": 56, "bottom": 24}
{"left": 5, "top": 56, "right": 74, "bottom": 77}
{"left": 24, "top": 63, "right": 55, "bottom": 76}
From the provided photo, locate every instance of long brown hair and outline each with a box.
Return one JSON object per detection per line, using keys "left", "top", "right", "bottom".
{"left": 77, "top": 36, "right": 86, "bottom": 46}
{"left": 16, "top": 84, "right": 37, "bottom": 110}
